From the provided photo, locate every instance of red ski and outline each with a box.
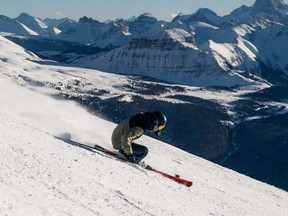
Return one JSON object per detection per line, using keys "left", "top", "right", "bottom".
{"left": 93, "top": 144, "right": 193, "bottom": 188}
{"left": 57, "top": 138, "right": 193, "bottom": 188}
{"left": 147, "top": 167, "right": 193, "bottom": 187}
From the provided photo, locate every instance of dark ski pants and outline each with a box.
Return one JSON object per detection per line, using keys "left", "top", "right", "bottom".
{"left": 131, "top": 143, "right": 148, "bottom": 162}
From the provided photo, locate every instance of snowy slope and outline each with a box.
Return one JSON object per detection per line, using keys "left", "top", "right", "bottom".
{"left": 0, "top": 78, "right": 288, "bottom": 216}
{"left": 0, "top": 34, "right": 288, "bottom": 216}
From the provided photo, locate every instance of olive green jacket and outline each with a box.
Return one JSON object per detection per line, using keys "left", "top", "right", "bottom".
{"left": 111, "top": 118, "right": 144, "bottom": 155}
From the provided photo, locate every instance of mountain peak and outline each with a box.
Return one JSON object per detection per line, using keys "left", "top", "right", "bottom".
{"left": 195, "top": 8, "right": 217, "bottom": 16}
{"left": 171, "top": 8, "right": 222, "bottom": 26}
{"left": 135, "top": 13, "right": 157, "bottom": 23}
{"left": 138, "top": 13, "right": 155, "bottom": 18}
{"left": 17, "top": 12, "right": 34, "bottom": 20}
{"left": 15, "top": 12, "right": 48, "bottom": 33}
{"left": 252, "top": 0, "right": 288, "bottom": 16}
{"left": 79, "top": 16, "right": 101, "bottom": 24}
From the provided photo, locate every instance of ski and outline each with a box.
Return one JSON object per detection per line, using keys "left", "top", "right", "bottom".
{"left": 93, "top": 144, "right": 126, "bottom": 160}
{"left": 147, "top": 167, "right": 193, "bottom": 187}
{"left": 57, "top": 138, "right": 193, "bottom": 188}
{"left": 93, "top": 144, "right": 193, "bottom": 187}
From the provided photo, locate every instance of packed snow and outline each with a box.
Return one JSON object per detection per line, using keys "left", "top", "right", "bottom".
{"left": 0, "top": 32, "right": 288, "bottom": 216}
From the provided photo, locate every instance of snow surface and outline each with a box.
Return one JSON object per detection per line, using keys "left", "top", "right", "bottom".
{"left": 0, "top": 35, "right": 288, "bottom": 216}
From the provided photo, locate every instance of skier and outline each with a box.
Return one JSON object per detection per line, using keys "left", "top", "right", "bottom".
{"left": 111, "top": 111, "right": 167, "bottom": 163}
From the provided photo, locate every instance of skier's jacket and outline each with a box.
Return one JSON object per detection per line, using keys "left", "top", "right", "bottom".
{"left": 111, "top": 112, "right": 155, "bottom": 155}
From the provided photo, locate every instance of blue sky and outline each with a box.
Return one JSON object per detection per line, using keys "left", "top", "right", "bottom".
{"left": 1, "top": 0, "right": 288, "bottom": 21}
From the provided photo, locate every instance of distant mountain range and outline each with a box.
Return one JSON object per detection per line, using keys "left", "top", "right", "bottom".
{"left": 1, "top": 0, "right": 288, "bottom": 87}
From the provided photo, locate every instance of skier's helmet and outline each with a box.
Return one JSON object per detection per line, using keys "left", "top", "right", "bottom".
{"left": 152, "top": 111, "right": 167, "bottom": 130}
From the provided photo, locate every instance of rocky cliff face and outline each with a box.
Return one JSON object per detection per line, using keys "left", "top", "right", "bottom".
{"left": 90, "top": 27, "right": 267, "bottom": 87}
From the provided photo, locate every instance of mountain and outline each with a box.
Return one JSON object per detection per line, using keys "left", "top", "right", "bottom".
{"left": 87, "top": 27, "right": 267, "bottom": 87}
{"left": 250, "top": 0, "right": 288, "bottom": 18}
{"left": 0, "top": 59, "right": 288, "bottom": 216}
{"left": 128, "top": 13, "right": 163, "bottom": 35}
{"left": 43, "top": 17, "right": 76, "bottom": 30}
{"left": 0, "top": 13, "right": 61, "bottom": 36}
{"left": 228, "top": 0, "right": 288, "bottom": 23}
{"left": 55, "top": 16, "right": 109, "bottom": 45}
{"left": 225, "top": 0, "right": 288, "bottom": 84}
{"left": 54, "top": 1, "right": 288, "bottom": 86}
{"left": 0, "top": 15, "right": 38, "bottom": 36}
{"left": 55, "top": 13, "right": 164, "bottom": 48}
{"left": 2, "top": 1, "right": 288, "bottom": 86}
{"left": 15, "top": 13, "right": 49, "bottom": 35}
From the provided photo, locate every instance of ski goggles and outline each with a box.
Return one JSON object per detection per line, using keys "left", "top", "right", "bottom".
{"left": 158, "top": 124, "right": 165, "bottom": 130}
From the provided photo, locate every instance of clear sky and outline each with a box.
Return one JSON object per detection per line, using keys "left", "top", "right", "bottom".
{"left": 1, "top": 0, "right": 288, "bottom": 21}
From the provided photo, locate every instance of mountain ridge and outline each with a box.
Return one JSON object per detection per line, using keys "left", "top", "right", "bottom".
{"left": 1, "top": 0, "right": 288, "bottom": 86}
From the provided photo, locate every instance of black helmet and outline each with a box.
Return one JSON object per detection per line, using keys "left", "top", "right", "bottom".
{"left": 152, "top": 111, "right": 167, "bottom": 129}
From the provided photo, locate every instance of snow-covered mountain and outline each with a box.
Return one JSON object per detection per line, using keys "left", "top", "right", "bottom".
{"left": 0, "top": 38, "right": 288, "bottom": 216}
{"left": 171, "top": 8, "right": 224, "bottom": 26}
{"left": 87, "top": 28, "right": 266, "bottom": 87}
{"left": 0, "top": 15, "right": 38, "bottom": 36}
{"left": 15, "top": 13, "right": 49, "bottom": 34}
{"left": 44, "top": 17, "right": 76, "bottom": 30}
{"left": 88, "top": 0, "right": 288, "bottom": 86}
{"left": 55, "top": 16, "right": 109, "bottom": 45}
{"left": 0, "top": 13, "right": 61, "bottom": 37}
{"left": 1, "top": 0, "right": 288, "bottom": 86}
{"left": 228, "top": 0, "right": 288, "bottom": 22}
{"left": 17, "top": 13, "right": 62, "bottom": 36}
{"left": 55, "top": 13, "right": 165, "bottom": 49}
